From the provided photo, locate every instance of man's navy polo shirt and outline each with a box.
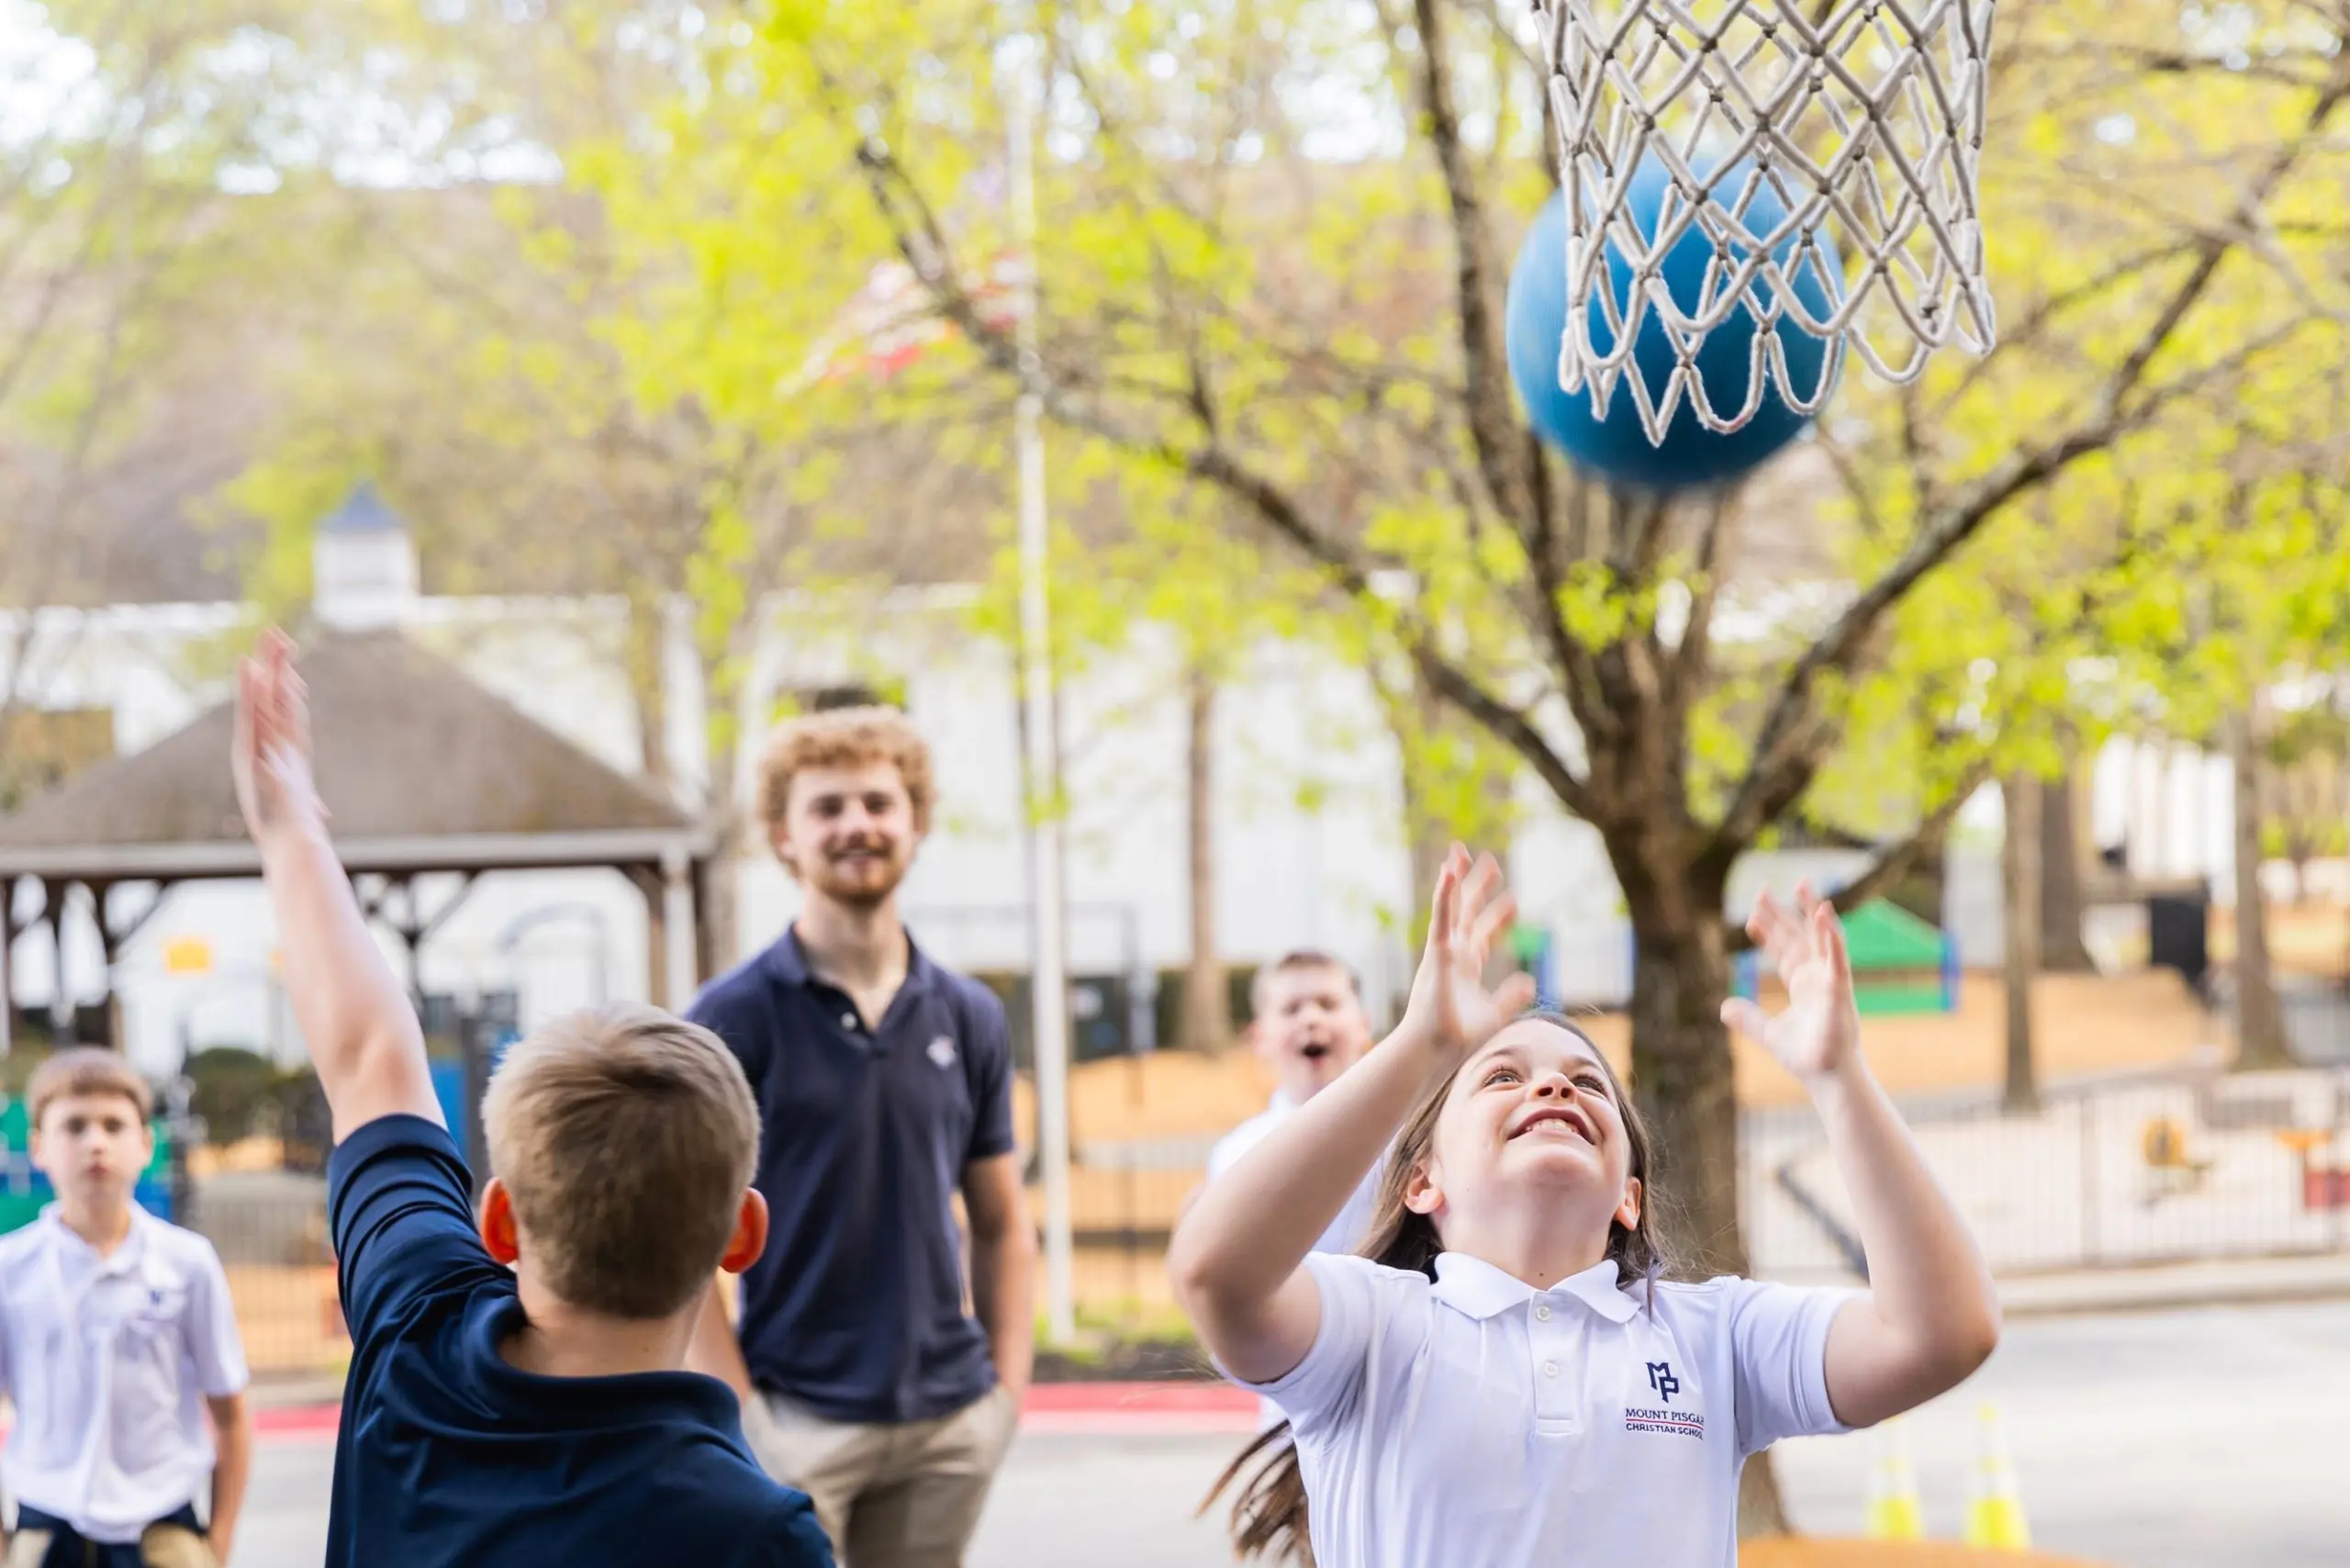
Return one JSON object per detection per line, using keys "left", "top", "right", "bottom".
{"left": 322, "top": 1114, "right": 832, "bottom": 1568}
{"left": 688, "top": 929, "right": 1017, "bottom": 1425}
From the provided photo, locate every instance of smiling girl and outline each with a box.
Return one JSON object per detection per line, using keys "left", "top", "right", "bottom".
{"left": 1167, "top": 847, "right": 2000, "bottom": 1567}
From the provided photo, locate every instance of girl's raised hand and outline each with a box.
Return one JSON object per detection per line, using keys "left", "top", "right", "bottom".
{"left": 1401, "top": 845, "right": 1539, "bottom": 1063}
{"left": 1720, "top": 880, "right": 1862, "bottom": 1083}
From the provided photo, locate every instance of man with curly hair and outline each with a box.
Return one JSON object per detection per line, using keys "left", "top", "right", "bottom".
{"left": 688, "top": 706, "right": 1036, "bottom": 1568}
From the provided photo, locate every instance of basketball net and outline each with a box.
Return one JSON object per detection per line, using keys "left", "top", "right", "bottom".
{"left": 1535, "top": 0, "right": 1999, "bottom": 441}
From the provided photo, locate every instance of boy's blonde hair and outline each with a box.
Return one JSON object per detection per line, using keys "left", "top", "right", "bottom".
{"left": 28, "top": 1047, "right": 154, "bottom": 1128}
{"left": 481, "top": 1003, "right": 760, "bottom": 1320}
{"left": 755, "top": 706, "right": 934, "bottom": 835}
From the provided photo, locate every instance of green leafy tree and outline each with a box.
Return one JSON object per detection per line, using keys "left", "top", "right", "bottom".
{"left": 607, "top": 0, "right": 2350, "bottom": 1529}
{"left": 217, "top": 5, "right": 979, "bottom": 980}
{"left": 0, "top": 0, "right": 344, "bottom": 791}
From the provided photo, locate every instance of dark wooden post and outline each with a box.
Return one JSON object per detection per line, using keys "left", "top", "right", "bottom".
{"left": 621, "top": 866, "right": 668, "bottom": 1008}
{"left": 0, "top": 874, "right": 16, "bottom": 1058}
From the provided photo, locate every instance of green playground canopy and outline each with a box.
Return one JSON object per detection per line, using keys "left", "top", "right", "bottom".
{"left": 1839, "top": 900, "right": 1948, "bottom": 971}
{"left": 1740, "top": 899, "right": 1954, "bottom": 1017}
{"left": 1836, "top": 900, "right": 1952, "bottom": 1016}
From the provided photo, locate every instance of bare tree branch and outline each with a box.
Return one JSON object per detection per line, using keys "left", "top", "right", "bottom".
{"left": 1612, "top": 486, "right": 1673, "bottom": 578}
{"left": 1813, "top": 429, "right": 1886, "bottom": 545}
{"left": 1665, "top": 488, "right": 1732, "bottom": 721}
{"left": 1405, "top": 0, "right": 1537, "bottom": 529}
{"left": 1184, "top": 441, "right": 1597, "bottom": 817}
{"left": 1720, "top": 754, "right": 1995, "bottom": 949}
{"left": 1460, "top": 0, "right": 1547, "bottom": 76}
{"left": 1707, "top": 70, "right": 2349, "bottom": 861}
{"left": 844, "top": 113, "right": 1598, "bottom": 820}
{"left": 1523, "top": 441, "right": 1620, "bottom": 747}
{"left": 2000, "top": 40, "right": 2339, "bottom": 92}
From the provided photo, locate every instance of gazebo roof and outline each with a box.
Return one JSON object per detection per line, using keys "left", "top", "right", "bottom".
{"left": 320, "top": 482, "right": 407, "bottom": 536}
{"left": 0, "top": 631, "right": 702, "bottom": 882}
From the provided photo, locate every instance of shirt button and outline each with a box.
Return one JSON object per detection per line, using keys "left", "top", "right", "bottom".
{"left": 1535, "top": 1305, "right": 1552, "bottom": 1322}
{"left": 1542, "top": 1361, "right": 1559, "bottom": 1377}
{"left": 841, "top": 1013, "right": 858, "bottom": 1030}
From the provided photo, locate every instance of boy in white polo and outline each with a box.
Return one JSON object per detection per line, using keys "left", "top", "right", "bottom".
{"left": 1204, "top": 951, "right": 1382, "bottom": 1257}
{"left": 1, "top": 1049, "right": 252, "bottom": 1568}
{"left": 1199, "top": 953, "right": 1383, "bottom": 1433}
{"left": 1175, "top": 857, "right": 2001, "bottom": 1568}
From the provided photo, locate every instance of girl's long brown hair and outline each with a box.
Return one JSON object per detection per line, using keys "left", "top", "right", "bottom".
{"left": 1199, "top": 1012, "right": 1672, "bottom": 1565}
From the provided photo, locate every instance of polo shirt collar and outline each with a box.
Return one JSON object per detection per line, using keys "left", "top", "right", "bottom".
{"left": 464, "top": 1293, "right": 743, "bottom": 1429}
{"left": 1432, "top": 1251, "right": 1638, "bottom": 1325}
{"left": 37, "top": 1202, "right": 152, "bottom": 1274}
{"left": 764, "top": 925, "right": 938, "bottom": 995}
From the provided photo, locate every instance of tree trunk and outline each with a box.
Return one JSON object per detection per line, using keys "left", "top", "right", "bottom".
{"left": 1181, "top": 666, "right": 1231, "bottom": 1051}
{"left": 625, "top": 591, "right": 671, "bottom": 785}
{"left": 2227, "top": 704, "right": 2291, "bottom": 1070}
{"left": 2038, "top": 754, "right": 2096, "bottom": 972}
{"left": 1622, "top": 910, "right": 1790, "bottom": 1538}
{"left": 695, "top": 728, "right": 745, "bottom": 987}
{"left": 2154, "top": 736, "right": 2179, "bottom": 879}
{"left": 2280, "top": 761, "right": 2318, "bottom": 904}
{"left": 0, "top": 875, "right": 13, "bottom": 1058}
{"left": 1380, "top": 673, "right": 1512, "bottom": 941}
{"left": 1371, "top": 669, "right": 1455, "bottom": 935}
{"left": 1999, "top": 773, "right": 2042, "bottom": 1113}
{"left": 697, "top": 829, "right": 742, "bottom": 987}
{"left": 1626, "top": 919, "right": 1748, "bottom": 1262}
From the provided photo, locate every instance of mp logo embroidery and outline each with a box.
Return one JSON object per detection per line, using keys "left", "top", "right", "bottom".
{"left": 1626, "top": 1361, "right": 1705, "bottom": 1439}
{"left": 927, "top": 1036, "right": 958, "bottom": 1069}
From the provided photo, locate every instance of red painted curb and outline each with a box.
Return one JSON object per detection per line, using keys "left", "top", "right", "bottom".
{"left": 257, "top": 1403, "right": 343, "bottom": 1436}
{"left": 1023, "top": 1382, "right": 1255, "bottom": 1415}
{"left": 1023, "top": 1411, "right": 1259, "bottom": 1436}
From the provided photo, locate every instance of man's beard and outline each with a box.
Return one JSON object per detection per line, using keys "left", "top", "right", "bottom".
{"left": 809, "top": 850, "right": 908, "bottom": 908}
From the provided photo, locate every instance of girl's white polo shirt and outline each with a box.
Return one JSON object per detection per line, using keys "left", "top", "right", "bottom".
{"left": 1208, "top": 1096, "right": 1386, "bottom": 1431}
{"left": 0, "top": 1204, "right": 250, "bottom": 1543}
{"left": 1240, "top": 1249, "right": 1855, "bottom": 1568}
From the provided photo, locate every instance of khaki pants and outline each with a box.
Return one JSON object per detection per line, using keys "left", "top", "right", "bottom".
{"left": 2, "top": 1523, "right": 216, "bottom": 1568}
{"left": 742, "top": 1384, "right": 1019, "bottom": 1568}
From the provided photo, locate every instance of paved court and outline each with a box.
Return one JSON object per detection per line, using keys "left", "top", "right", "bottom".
{"left": 218, "top": 1301, "right": 2350, "bottom": 1568}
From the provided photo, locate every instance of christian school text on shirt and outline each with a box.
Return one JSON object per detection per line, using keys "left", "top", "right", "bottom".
{"left": 1237, "top": 1249, "right": 1854, "bottom": 1568}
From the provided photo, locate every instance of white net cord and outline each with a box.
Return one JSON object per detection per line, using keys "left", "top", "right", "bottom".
{"left": 1535, "top": 0, "right": 1999, "bottom": 440}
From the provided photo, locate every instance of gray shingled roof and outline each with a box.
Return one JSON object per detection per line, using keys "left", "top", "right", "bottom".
{"left": 0, "top": 631, "right": 701, "bottom": 880}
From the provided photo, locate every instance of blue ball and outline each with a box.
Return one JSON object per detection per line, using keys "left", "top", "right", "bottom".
{"left": 1505, "top": 158, "right": 1841, "bottom": 492}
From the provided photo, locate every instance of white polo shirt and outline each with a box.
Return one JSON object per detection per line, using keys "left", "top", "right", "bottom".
{"left": 1240, "top": 1249, "right": 1854, "bottom": 1568}
{"left": 1208, "top": 1095, "right": 1385, "bottom": 1432}
{"left": 1207, "top": 1093, "right": 1382, "bottom": 1260}
{"left": 0, "top": 1205, "right": 250, "bottom": 1543}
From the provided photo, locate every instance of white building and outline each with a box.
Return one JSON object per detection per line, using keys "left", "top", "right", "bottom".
{"left": 1, "top": 497, "right": 2270, "bottom": 1076}
{"left": 0, "top": 498, "right": 1545, "bottom": 1072}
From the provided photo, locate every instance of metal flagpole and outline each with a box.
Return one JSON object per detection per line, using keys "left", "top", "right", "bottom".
{"left": 1006, "top": 21, "right": 1077, "bottom": 1347}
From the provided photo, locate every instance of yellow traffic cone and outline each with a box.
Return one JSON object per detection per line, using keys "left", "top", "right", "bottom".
{"left": 1964, "top": 1402, "right": 2032, "bottom": 1551}
{"left": 1865, "top": 1415, "right": 1926, "bottom": 1540}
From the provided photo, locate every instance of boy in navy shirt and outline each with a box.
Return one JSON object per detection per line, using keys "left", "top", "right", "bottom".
{"left": 232, "top": 629, "right": 832, "bottom": 1568}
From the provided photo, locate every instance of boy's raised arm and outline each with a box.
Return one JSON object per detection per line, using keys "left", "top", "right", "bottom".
{"left": 234, "top": 630, "right": 443, "bottom": 1142}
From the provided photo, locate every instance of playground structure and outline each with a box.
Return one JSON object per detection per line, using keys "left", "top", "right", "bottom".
{"left": 1736, "top": 899, "right": 1960, "bottom": 1016}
